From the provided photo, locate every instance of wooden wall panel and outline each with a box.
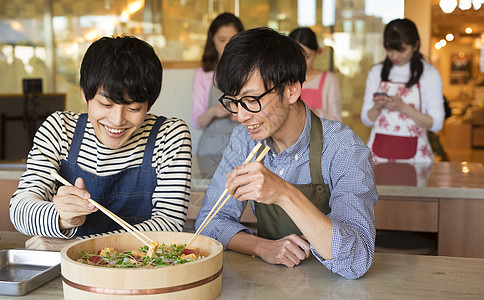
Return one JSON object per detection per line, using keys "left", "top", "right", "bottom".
{"left": 375, "top": 197, "right": 439, "bottom": 232}
{"left": 0, "top": 180, "right": 19, "bottom": 231}
{"left": 439, "top": 198, "right": 484, "bottom": 258}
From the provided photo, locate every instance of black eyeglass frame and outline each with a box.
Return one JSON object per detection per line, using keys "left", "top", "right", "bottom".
{"left": 218, "top": 86, "right": 276, "bottom": 114}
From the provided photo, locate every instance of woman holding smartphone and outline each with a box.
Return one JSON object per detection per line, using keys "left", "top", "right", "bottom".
{"left": 361, "top": 18, "right": 445, "bottom": 163}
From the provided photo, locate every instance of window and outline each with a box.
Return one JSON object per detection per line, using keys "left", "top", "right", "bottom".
{"left": 0, "top": 0, "right": 403, "bottom": 141}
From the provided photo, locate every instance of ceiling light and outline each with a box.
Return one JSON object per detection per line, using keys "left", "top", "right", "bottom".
{"left": 472, "top": 0, "right": 482, "bottom": 9}
{"left": 474, "top": 37, "right": 481, "bottom": 49}
{"left": 459, "top": 0, "right": 472, "bottom": 10}
{"left": 465, "top": 27, "right": 473, "bottom": 34}
{"left": 435, "top": 39, "right": 447, "bottom": 50}
{"left": 446, "top": 33, "right": 455, "bottom": 41}
{"left": 439, "top": 0, "right": 458, "bottom": 13}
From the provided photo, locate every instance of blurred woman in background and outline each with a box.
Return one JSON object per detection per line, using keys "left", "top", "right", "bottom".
{"left": 289, "top": 27, "right": 342, "bottom": 121}
{"left": 192, "top": 13, "right": 244, "bottom": 172}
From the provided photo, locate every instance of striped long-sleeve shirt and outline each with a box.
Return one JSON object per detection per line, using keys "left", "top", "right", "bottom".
{"left": 10, "top": 111, "right": 191, "bottom": 239}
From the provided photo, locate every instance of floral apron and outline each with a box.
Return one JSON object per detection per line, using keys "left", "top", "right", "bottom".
{"left": 367, "top": 81, "right": 433, "bottom": 163}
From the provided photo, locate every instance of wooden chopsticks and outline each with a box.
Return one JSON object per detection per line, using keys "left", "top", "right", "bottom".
{"left": 186, "top": 143, "right": 270, "bottom": 248}
{"left": 50, "top": 171, "right": 159, "bottom": 255}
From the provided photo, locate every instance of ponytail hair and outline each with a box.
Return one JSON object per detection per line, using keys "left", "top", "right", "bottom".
{"left": 381, "top": 18, "right": 423, "bottom": 88}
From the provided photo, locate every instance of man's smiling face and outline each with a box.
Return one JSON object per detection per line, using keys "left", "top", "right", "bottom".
{"left": 234, "top": 70, "right": 292, "bottom": 143}
{"left": 84, "top": 90, "right": 149, "bottom": 149}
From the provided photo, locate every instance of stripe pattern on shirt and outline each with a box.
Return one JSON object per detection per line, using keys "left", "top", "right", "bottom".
{"left": 10, "top": 111, "right": 191, "bottom": 239}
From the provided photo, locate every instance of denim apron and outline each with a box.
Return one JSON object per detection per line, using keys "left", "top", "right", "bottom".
{"left": 59, "top": 114, "right": 166, "bottom": 236}
{"left": 254, "top": 111, "right": 331, "bottom": 240}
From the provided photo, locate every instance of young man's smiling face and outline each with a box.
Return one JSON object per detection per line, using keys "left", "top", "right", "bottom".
{"left": 83, "top": 90, "right": 149, "bottom": 149}
{"left": 232, "top": 70, "right": 302, "bottom": 152}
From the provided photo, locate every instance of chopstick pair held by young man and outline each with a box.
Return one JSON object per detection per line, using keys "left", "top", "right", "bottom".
{"left": 10, "top": 35, "right": 191, "bottom": 251}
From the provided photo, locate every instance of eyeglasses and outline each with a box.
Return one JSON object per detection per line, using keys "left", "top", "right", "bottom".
{"left": 218, "top": 86, "right": 276, "bottom": 114}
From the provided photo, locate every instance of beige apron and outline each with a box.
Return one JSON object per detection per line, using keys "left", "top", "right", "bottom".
{"left": 255, "top": 111, "right": 331, "bottom": 240}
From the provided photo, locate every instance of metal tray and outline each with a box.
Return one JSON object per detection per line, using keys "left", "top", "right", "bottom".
{"left": 0, "top": 249, "right": 61, "bottom": 296}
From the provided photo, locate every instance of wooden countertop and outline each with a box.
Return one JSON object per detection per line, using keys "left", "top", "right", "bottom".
{"left": 0, "top": 247, "right": 483, "bottom": 299}
{"left": 3, "top": 160, "right": 484, "bottom": 230}
{"left": 4, "top": 160, "right": 484, "bottom": 199}
{"left": 0, "top": 169, "right": 24, "bottom": 181}
{"left": 374, "top": 161, "right": 484, "bottom": 199}
{"left": 192, "top": 160, "right": 484, "bottom": 199}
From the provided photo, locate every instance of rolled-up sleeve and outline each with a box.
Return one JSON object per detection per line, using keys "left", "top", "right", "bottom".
{"left": 313, "top": 132, "right": 378, "bottom": 279}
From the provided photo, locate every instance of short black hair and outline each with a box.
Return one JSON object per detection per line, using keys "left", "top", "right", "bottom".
{"left": 80, "top": 35, "right": 162, "bottom": 108}
{"left": 215, "top": 27, "right": 306, "bottom": 97}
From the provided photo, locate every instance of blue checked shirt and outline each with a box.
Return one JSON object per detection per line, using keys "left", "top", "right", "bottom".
{"left": 195, "top": 105, "right": 378, "bottom": 279}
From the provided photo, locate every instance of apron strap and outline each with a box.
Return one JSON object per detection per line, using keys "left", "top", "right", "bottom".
{"left": 142, "top": 116, "right": 166, "bottom": 167}
{"left": 309, "top": 110, "right": 324, "bottom": 184}
{"left": 255, "top": 110, "right": 324, "bottom": 184}
{"left": 317, "top": 72, "right": 327, "bottom": 92}
{"left": 416, "top": 82, "right": 422, "bottom": 112}
{"left": 68, "top": 113, "right": 88, "bottom": 165}
{"left": 254, "top": 109, "right": 329, "bottom": 240}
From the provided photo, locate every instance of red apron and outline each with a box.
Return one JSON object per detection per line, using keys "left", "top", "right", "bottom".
{"left": 301, "top": 72, "right": 327, "bottom": 109}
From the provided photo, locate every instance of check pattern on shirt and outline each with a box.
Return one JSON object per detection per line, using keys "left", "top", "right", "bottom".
{"left": 195, "top": 105, "right": 378, "bottom": 279}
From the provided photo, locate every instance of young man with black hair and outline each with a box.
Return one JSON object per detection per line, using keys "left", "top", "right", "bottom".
{"left": 10, "top": 35, "right": 191, "bottom": 250}
{"left": 195, "top": 27, "right": 377, "bottom": 279}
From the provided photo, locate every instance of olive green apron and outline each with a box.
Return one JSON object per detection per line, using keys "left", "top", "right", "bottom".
{"left": 254, "top": 111, "right": 331, "bottom": 240}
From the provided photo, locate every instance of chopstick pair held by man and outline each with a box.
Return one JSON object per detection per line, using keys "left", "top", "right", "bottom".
{"left": 194, "top": 28, "right": 378, "bottom": 279}
{"left": 10, "top": 35, "right": 191, "bottom": 251}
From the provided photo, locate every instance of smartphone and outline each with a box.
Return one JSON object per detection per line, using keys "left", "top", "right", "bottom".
{"left": 373, "top": 92, "right": 389, "bottom": 97}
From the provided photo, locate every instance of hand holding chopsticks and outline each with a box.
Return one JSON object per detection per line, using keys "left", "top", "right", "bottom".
{"left": 50, "top": 171, "right": 159, "bottom": 256}
{"left": 186, "top": 143, "right": 270, "bottom": 248}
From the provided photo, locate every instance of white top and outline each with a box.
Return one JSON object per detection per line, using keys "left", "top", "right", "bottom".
{"left": 361, "top": 60, "right": 445, "bottom": 133}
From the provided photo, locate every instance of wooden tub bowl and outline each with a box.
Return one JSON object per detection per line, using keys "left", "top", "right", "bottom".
{"left": 60, "top": 231, "right": 223, "bottom": 300}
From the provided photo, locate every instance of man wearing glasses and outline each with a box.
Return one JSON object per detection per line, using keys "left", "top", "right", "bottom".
{"left": 195, "top": 27, "right": 377, "bottom": 279}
